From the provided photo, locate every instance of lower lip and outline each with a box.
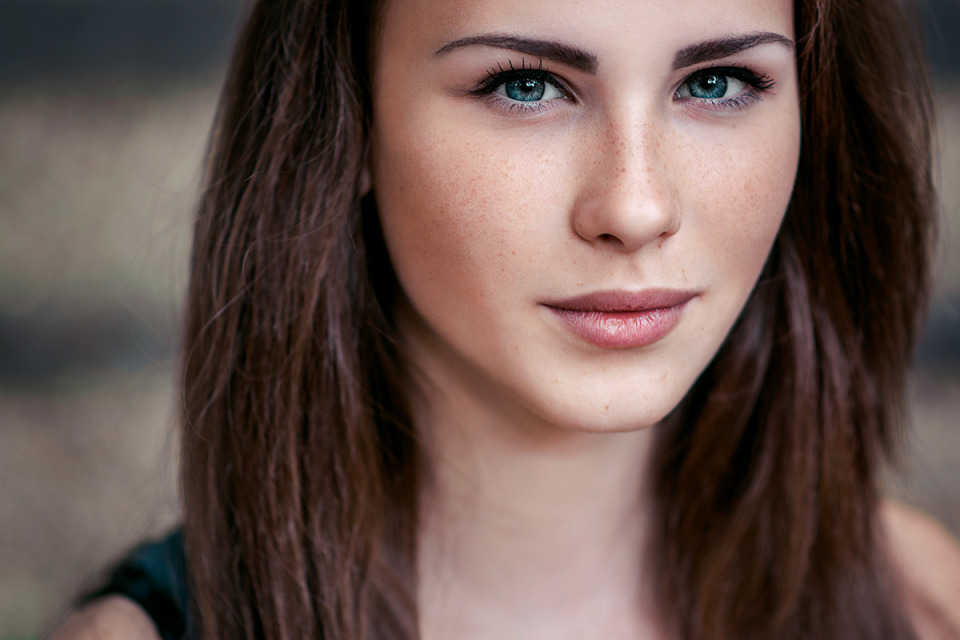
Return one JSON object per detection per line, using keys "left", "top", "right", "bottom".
{"left": 546, "top": 303, "right": 688, "bottom": 349}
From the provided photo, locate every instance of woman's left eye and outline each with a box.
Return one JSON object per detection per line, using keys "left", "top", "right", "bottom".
{"left": 676, "top": 67, "right": 775, "bottom": 110}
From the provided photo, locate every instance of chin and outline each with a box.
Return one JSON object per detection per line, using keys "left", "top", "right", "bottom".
{"left": 518, "top": 384, "right": 690, "bottom": 435}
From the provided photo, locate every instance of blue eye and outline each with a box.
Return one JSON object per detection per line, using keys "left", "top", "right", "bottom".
{"left": 686, "top": 73, "right": 735, "bottom": 100}
{"left": 676, "top": 66, "right": 775, "bottom": 110}
{"left": 503, "top": 77, "right": 547, "bottom": 102}
{"left": 496, "top": 74, "right": 565, "bottom": 103}
{"left": 473, "top": 64, "right": 569, "bottom": 111}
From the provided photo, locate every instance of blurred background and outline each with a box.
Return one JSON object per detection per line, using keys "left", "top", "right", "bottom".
{"left": 0, "top": 0, "right": 958, "bottom": 637}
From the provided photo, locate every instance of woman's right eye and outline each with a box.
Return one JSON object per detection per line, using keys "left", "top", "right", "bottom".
{"left": 494, "top": 73, "right": 565, "bottom": 103}
{"left": 472, "top": 66, "right": 569, "bottom": 113}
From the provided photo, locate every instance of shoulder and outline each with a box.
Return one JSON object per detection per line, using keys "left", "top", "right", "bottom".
{"left": 51, "top": 529, "right": 190, "bottom": 640}
{"left": 48, "top": 596, "right": 161, "bottom": 640}
{"left": 882, "top": 500, "right": 960, "bottom": 638}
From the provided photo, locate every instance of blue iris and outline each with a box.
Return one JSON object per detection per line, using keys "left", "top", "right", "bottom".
{"left": 687, "top": 74, "right": 728, "bottom": 100}
{"left": 504, "top": 77, "right": 546, "bottom": 102}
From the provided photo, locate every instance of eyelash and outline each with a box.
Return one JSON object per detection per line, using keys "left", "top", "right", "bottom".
{"left": 470, "top": 59, "right": 776, "bottom": 115}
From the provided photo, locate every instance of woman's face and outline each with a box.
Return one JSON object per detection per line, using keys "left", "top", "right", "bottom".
{"left": 369, "top": 0, "right": 799, "bottom": 432}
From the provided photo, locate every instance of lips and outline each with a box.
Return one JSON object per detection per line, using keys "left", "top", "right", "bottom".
{"left": 542, "top": 289, "right": 696, "bottom": 349}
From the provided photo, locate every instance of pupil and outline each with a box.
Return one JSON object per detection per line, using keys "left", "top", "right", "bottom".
{"left": 505, "top": 77, "right": 545, "bottom": 102}
{"left": 691, "top": 74, "right": 727, "bottom": 100}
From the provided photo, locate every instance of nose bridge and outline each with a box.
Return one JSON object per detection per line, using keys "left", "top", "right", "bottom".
{"left": 573, "top": 111, "right": 680, "bottom": 250}
{"left": 620, "top": 115, "right": 668, "bottom": 187}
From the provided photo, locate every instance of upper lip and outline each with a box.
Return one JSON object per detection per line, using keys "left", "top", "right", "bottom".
{"left": 542, "top": 289, "right": 698, "bottom": 313}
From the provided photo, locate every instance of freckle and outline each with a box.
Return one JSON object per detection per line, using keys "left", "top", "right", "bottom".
{"left": 603, "top": 405, "right": 610, "bottom": 411}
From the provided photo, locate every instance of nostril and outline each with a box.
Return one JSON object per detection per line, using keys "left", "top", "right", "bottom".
{"left": 597, "top": 233, "right": 621, "bottom": 245}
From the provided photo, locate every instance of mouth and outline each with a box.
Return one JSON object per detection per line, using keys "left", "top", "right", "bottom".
{"left": 541, "top": 289, "right": 697, "bottom": 349}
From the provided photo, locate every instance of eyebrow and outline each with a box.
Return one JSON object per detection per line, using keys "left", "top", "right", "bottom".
{"left": 434, "top": 30, "right": 794, "bottom": 75}
{"left": 672, "top": 32, "right": 794, "bottom": 69}
{"left": 435, "top": 34, "right": 599, "bottom": 74}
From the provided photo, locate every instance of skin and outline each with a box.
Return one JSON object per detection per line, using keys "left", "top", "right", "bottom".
{"left": 370, "top": 0, "right": 800, "bottom": 438}
{"left": 368, "top": 0, "right": 800, "bottom": 637}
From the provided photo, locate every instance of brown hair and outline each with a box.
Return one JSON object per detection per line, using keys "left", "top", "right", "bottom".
{"left": 179, "top": 0, "right": 937, "bottom": 638}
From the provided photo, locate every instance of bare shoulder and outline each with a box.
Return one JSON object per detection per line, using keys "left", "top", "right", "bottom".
{"left": 882, "top": 500, "right": 960, "bottom": 637}
{"left": 48, "top": 596, "right": 160, "bottom": 640}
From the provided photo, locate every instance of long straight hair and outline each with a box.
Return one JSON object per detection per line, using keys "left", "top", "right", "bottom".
{"left": 179, "top": 0, "right": 937, "bottom": 638}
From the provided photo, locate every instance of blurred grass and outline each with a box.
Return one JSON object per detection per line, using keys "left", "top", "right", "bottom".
{"left": 0, "top": 80, "right": 958, "bottom": 639}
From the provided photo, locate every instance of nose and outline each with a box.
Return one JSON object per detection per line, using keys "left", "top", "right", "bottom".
{"left": 571, "top": 119, "right": 681, "bottom": 252}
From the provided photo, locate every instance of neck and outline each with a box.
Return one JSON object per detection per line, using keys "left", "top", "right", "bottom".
{"left": 407, "top": 342, "right": 661, "bottom": 639}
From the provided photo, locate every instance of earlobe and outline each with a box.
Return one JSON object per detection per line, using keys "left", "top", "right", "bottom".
{"left": 359, "top": 163, "right": 373, "bottom": 196}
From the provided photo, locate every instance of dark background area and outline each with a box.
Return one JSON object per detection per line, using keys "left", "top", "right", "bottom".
{"left": 0, "top": 0, "right": 957, "bottom": 83}
{"left": 1, "top": 1, "right": 958, "bottom": 638}
{"left": 0, "top": 0, "right": 245, "bottom": 85}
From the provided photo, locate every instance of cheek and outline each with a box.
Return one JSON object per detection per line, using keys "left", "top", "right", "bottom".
{"left": 685, "top": 120, "right": 799, "bottom": 273}
{"left": 371, "top": 116, "right": 556, "bottom": 304}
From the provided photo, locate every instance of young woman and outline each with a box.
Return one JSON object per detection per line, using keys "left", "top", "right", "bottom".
{"left": 54, "top": 0, "right": 960, "bottom": 638}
